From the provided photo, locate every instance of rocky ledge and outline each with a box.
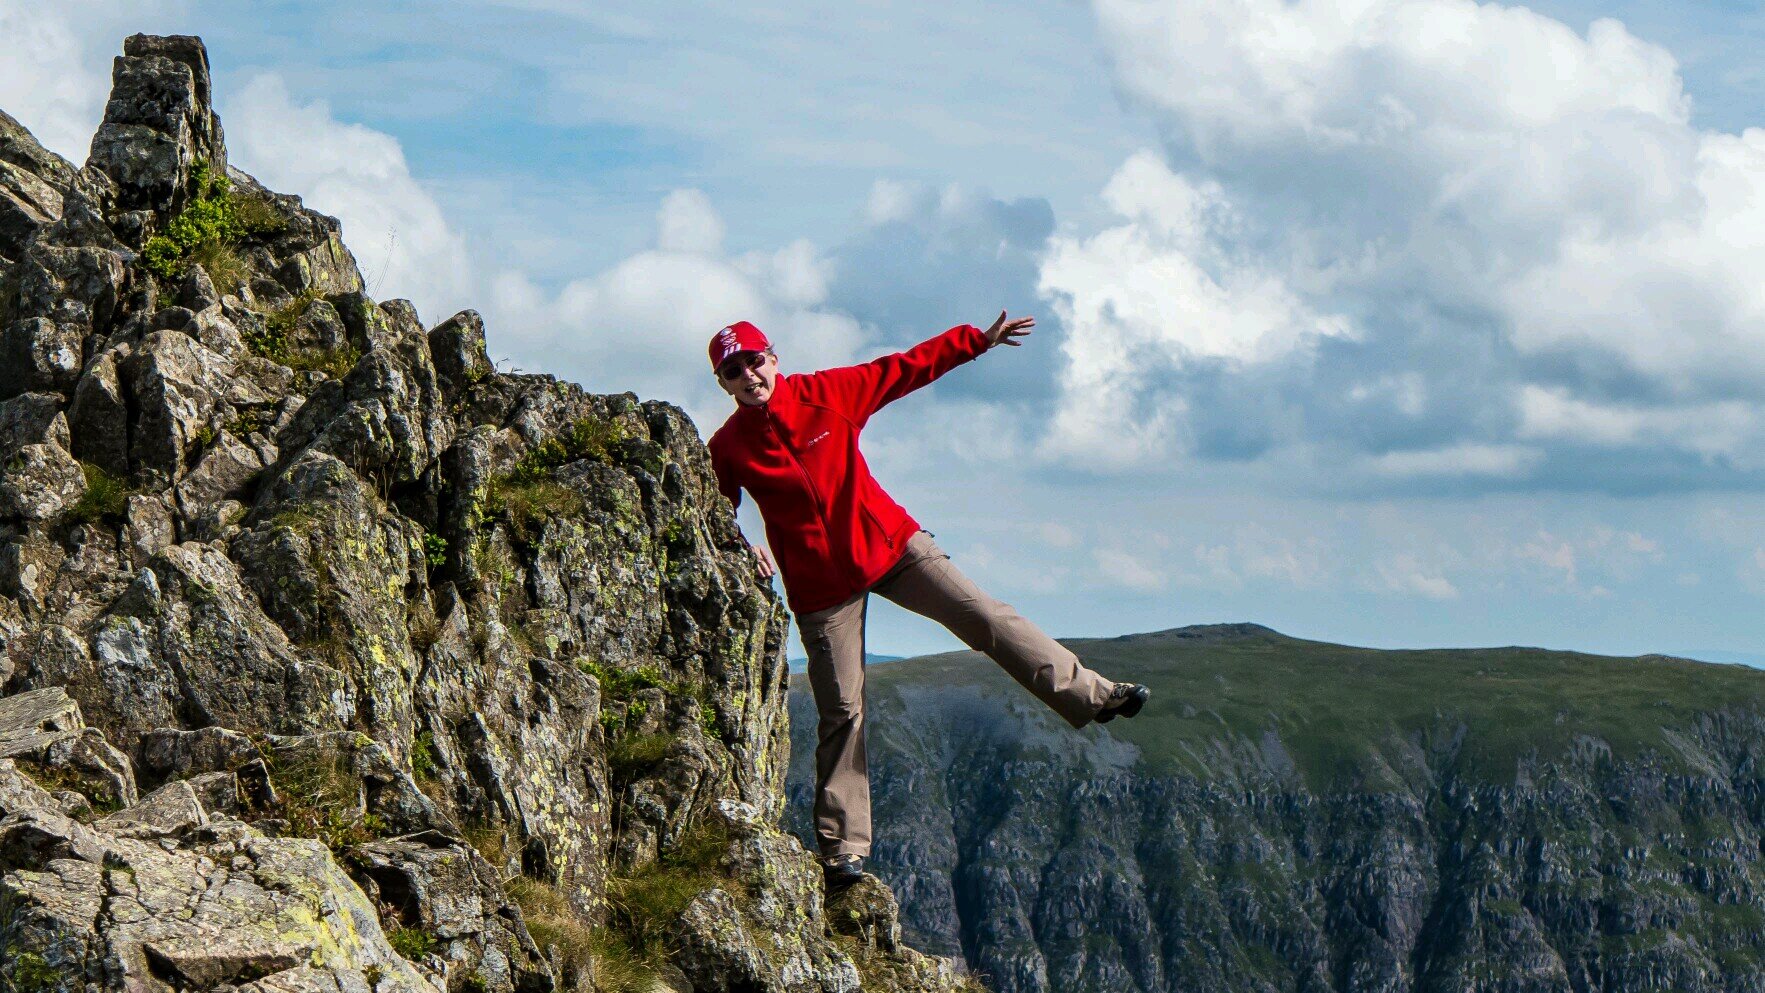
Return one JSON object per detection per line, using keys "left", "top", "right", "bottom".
{"left": 0, "top": 34, "right": 979, "bottom": 993}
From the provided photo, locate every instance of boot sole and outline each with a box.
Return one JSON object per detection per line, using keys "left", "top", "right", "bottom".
{"left": 1095, "top": 687, "right": 1149, "bottom": 724}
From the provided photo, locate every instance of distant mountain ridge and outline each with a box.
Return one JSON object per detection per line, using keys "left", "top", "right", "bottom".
{"left": 1678, "top": 648, "right": 1765, "bottom": 668}
{"left": 787, "top": 623, "right": 1765, "bottom": 992}
{"left": 787, "top": 652, "right": 903, "bottom": 673}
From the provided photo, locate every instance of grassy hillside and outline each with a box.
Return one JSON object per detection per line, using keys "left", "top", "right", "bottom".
{"left": 836, "top": 623, "right": 1765, "bottom": 787}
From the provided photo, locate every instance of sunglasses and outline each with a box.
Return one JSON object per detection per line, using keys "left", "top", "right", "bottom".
{"left": 717, "top": 352, "right": 767, "bottom": 380}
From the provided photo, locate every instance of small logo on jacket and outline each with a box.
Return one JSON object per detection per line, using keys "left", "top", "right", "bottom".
{"left": 806, "top": 431, "right": 830, "bottom": 447}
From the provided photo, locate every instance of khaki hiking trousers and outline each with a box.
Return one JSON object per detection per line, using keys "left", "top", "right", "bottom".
{"left": 797, "top": 530, "right": 1116, "bottom": 858}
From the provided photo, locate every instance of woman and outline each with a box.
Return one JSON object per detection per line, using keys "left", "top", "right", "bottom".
{"left": 706, "top": 312, "right": 1150, "bottom": 891}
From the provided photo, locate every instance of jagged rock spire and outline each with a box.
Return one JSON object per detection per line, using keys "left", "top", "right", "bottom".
{"left": 86, "top": 34, "right": 227, "bottom": 220}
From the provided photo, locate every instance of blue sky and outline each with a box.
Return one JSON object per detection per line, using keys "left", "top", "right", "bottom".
{"left": 3, "top": 0, "right": 1762, "bottom": 665}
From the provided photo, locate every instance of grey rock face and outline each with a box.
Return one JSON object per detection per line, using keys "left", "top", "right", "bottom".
{"left": 351, "top": 832, "right": 551, "bottom": 993}
{"left": 87, "top": 34, "right": 226, "bottom": 217}
{"left": 0, "top": 110, "right": 78, "bottom": 267}
{"left": 0, "top": 442, "right": 86, "bottom": 521}
{"left": 0, "top": 32, "right": 970, "bottom": 993}
{"left": 0, "top": 205, "right": 127, "bottom": 400}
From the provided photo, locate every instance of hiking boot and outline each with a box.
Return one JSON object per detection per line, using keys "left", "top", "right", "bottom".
{"left": 1094, "top": 683, "right": 1150, "bottom": 724}
{"left": 822, "top": 853, "right": 864, "bottom": 891}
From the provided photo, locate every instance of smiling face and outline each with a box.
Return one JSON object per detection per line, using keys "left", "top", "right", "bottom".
{"left": 717, "top": 349, "right": 780, "bottom": 406}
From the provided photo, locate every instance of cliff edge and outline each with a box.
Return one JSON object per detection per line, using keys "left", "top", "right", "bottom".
{"left": 0, "top": 34, "right": 977, "bottom": 993}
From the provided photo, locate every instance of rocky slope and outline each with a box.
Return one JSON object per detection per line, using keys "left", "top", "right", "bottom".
{"left": 788, "top": 624, "right": 1765, "bottom": 993}
{"left": 0, "top": 34, "right": 978, "bottom": 993}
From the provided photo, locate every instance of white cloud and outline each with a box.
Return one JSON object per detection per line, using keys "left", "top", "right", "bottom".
{"left": 866, "top": 179, "right": 918, "bottom": 225}
{"left": 734, "top": 237, "right": 828, "bottom": 309}
{"left": 1494, "top": 523, "right": 1663, "bottom": 596}
{"left": 1738, "top": 545, "right": 1765, "bottom": 596}
{"left": 487, "top": 190, "right": 871, "bottom": 433}
{"left": 1617, "top": 530, "right": 1661, "bottom": 556}
{"left": 1372, "top": 553, "right": 1459, "bottom": 600}
{"left": 863, "top": 397, "right": 1033, "bottom": 474}
{"left": 1347, "top": 373, "right": 1427, "bottom": 417}
{"left": 0, "top": 5, "right": 102, "bottom": 159}
{"left": 1515, "top": 530, "right": 1580, "bottom": 588}
{"left": 1179, "top": 524, "right": 1330, "bottom": 590}
{"left": 1037, "top": 151, "right": 1353, "bottom": 468}
{"left": 1363, "top": 443, "right": 1543, "bottom": 479}
{"left": 1499, "top": 128, "right": 1765, "bottom": 385}
{"left": 1037, "top": 522, "right": 1078, "bottom": 548}
{"left": 1516, "top": 385, "right": 1761, "bottom": 462}
{"left": 224, "top": 75, "right": 474, "bottom": 325}
{"left": 1093, "top": 547, "right": 1166, "bottom": 592}
{"left": 656, "top": 188, "right": 725, "bottom": 254}
{"left": 1072, "top": 0, "right": 1765, "bottom": 479}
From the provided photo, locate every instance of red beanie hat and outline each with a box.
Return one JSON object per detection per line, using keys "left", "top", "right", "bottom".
{"left": 708, "top": 321, "right": 771, "bottom": 370}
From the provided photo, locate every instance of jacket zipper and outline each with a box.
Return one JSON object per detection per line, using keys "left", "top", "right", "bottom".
{"left": 767, "top": 409, "right": 866, "bottom": 587}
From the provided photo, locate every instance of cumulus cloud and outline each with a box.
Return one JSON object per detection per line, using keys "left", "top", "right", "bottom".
{"left": 487, "top": 188, "right": 871, "bottom": 432}
{"left": 1093, "top": 547, "right": 1167, "bottom": 592}
{"left": 1038, "top": 152, "right": 1354, "bottom": 467}
{"left": 1488, "top": 522, "right": 1667, "bottom": 596}
{"left": 1050, "top": 0, "right": 1765, "bottom": 489}
{"left": 225, "top": 75, "right": 474, "bottom": 325}
{"left": 1372, "top": 553, "right": 1460, "bottom": 600}
{"left": 656, "top": 188, "right": 725, "bottom": 254}
{"left": 1516, "top": 385, "right": 1762, "bottom": 463}
{"left": 1182, "top": 524, "right": 1330, "bottom": 590}
{"left": 1362, "top": 442, "right": 1544, "bottom": 479}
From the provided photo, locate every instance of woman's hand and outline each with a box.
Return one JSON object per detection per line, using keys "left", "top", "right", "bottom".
{"left": 750, "top": 542, "right": 777, "bottom": 579}
{"left": 983, "top": 310, "right": 1035, "bottom": 349}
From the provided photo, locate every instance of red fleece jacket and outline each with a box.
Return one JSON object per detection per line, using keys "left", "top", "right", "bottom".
{"left": 708, "top": 324, "right": 990, "bottom": 614}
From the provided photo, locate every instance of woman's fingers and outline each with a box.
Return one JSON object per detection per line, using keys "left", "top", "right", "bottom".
{"left": 751, "top": 543, "right": 776, "bottom": 578}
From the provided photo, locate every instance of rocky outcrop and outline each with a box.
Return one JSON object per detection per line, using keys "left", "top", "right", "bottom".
{"left": 0, "top": 34, "right": 976, "bottom": 993}
{"left": 0, "top": 699, "right": 434, "bottom": 993}
{"left": 788, "top": 627, "right": 1765, "bottom": 993}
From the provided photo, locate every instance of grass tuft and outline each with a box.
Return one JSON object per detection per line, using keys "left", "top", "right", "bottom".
{"left": 262, "top": 746, "right": 386, "bottom": 851}
{"left": 485, "top": 478, "right": 582, "bottom": 544}
{"left": 420, "top": 530, "right": 447, "bottom": 568}
{"left": 484, "top": 417, "right": 627, "bottom": 541}
{"left": 386, "top": 926, "right": 437, "bottom": 962}
{"left": 579, "top": 659, "right": 723, "bottom": 739}
{"left": 66, "top": 462, "right": 134, "bottom": 526}
{"left": 409, "top": 730, "right": 440, "bottom": 782}
{"left": 141, "top": 162, "right": 285, "bottom": 289}
{"left": 238, "top": 288, "right": 361, "bottom": 379}
{"left": 605, "top": 816, "right": 734, "bottom": 955}
{"left": 3, "top": 951, "right": 60, "bottom": 993}
{"left": 609, "top": 733, "right": 674, "bottom": 778}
